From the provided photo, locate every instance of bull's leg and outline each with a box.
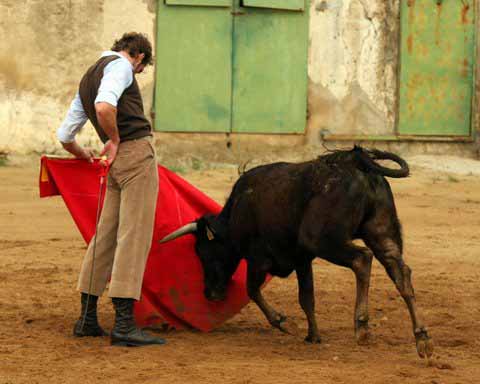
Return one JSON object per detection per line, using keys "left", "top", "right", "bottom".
{"left": 366, "top": 237, "right": 433, "bottom": 358}
{"left": 319, "top": 244, "right": 373, "bottom": 345}
{"left": 246, "top": 264, "right": 297, "bottom": 335}
{"left": 351, "top": 249, "right": 373, "bottom": 345}
{"left": 296, "top": 261, "right": 321, "bottom": 343}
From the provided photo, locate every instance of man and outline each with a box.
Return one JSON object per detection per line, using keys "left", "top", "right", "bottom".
{"left": 57, "top": 32, "right": 165, "bottom": 346}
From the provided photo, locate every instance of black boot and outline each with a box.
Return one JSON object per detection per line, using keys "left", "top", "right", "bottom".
{"left": 111, "top": 298, "right": 166, "bottom": 347}
{"left": 73, "top": 293, "right": 108, "bottom": 337}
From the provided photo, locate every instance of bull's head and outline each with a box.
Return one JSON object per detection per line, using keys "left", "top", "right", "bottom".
{"left": 160, "top": 215, "right": 237, "bottom": 302}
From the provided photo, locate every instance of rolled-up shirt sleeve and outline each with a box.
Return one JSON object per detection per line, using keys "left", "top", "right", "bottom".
{"left": 94, "top": 59, "right": 133, "bottom": 107}
{"left": 57, "top": 92, "right": 88, "bottom": 143}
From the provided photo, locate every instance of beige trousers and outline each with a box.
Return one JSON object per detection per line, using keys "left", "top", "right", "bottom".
{"left": 77, "top": 136, "right": 158, "bottom": 300}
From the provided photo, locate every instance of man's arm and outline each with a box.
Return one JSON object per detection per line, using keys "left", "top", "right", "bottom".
{"left": 94, "top": 58, "right": 134, "bottom": 165}
{"left": 95, "top": 102, "right": 120, "bottom": 165}
{"left": 61, "top": 141, "right": 94, "bottom": 162}
{"left": 57, "top": 92, "right": 93, "bottom": 162}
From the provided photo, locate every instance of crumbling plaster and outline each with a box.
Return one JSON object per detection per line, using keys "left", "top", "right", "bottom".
{"left": 306, "top": 0, "right": 400, "bottom": 142}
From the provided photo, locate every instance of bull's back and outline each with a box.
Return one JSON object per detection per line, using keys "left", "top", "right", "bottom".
{"left": 227, "top": 162, "right": 311, "bottom": 241}
{"left": 228, "top": 158, "right": 395, "bottom": 238}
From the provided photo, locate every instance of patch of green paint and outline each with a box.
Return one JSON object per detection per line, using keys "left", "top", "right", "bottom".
{"left": 203, "top": 95, "right": 229, "bottom": 122}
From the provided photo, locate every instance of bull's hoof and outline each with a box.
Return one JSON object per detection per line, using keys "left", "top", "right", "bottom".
{"left": 355, "top": 317, "right": 370, "bottom": 345}
{"left": 415, "top": 327, "right": 434, "bottom": 359}
{"left": 355, "top": 328, "right": 370, "bottom": 346}
{"left": 355, "top": 325, "right": 371, "bottom": 346}
{"left": 271, "top": 315, "right": 299, "bottom": 335}
{"left": 304, "top": 333, "right": 322, "bottom": 344}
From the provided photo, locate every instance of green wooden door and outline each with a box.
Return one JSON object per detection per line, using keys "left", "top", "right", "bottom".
{"left": 231, "top": 0, "right": 309, "bottom": 133}
{"left": 155, "top": 1, "right": 232, "bottom": 132}
{"left": 398, "top": 0, "right": 476, "bottom": 136}
{"left": 154, "top": 0, "right": 309, "bottom": 133}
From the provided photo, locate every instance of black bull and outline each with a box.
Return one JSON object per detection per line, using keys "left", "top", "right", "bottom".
{"left": 161, "top": 146, "right": 433, "bottom": 358}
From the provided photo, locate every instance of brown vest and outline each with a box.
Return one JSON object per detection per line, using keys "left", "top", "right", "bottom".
{"left": 78, "top": 55, "right": 152, "bottom": 143}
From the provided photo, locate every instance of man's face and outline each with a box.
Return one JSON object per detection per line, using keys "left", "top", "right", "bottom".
{"left": 134, "top": 63, "right": 146, "bottom": 74}
{"left": 133, "top": 53, "right": 146, "bottom": 74}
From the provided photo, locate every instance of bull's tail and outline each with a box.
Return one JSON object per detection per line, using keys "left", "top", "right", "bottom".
{"left": 355, "top": 146, "right": 410, "bottom": 178}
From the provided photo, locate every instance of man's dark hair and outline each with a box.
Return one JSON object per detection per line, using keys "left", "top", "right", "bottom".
{"left": 111, "top": 32, "right": 153, "bottom": 66}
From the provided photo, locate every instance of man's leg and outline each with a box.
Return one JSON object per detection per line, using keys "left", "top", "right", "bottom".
{"left": 74, "top": 177, "right": 120, "bottom": 337}
{"left": 107, "top": 138, "right": 165, "bottom": 346}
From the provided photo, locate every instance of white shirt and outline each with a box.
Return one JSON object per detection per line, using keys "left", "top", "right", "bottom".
{"left": 56, "top": 51, "right": 134, "bottom": 143}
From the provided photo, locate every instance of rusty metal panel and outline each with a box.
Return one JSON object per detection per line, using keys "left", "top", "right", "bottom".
{"left": 242, "top": 0, "right": 304, "bottom": 11}
{"left": 398, "top": 0, "right": 476, "bottom": 136}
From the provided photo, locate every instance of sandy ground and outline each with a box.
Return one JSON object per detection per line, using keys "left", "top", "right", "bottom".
{"left": 1, "top": 157, "right": 480, "bottom": 384}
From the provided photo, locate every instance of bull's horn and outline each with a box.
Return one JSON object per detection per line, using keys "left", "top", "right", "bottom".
{"left": 159, "top": 222, "right": 198, "bottom": 243}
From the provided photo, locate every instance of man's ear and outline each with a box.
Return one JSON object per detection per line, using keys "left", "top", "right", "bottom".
{"left": 138, "top": 52, "right": 145, "bottom": 63}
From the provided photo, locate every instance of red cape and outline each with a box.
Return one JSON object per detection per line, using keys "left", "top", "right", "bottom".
{"left": 39, "top": 157, "right": 256, "bottom": 332}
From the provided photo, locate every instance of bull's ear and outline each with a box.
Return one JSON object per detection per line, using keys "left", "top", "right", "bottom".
{"left": 206, "top": 226, "right": 215, "bottom": 241}
{"left": 204, "top": 215, "right": 217, "bottom": 240}
{"left": 204, "top": 214, "right": 228, "bottom": 240}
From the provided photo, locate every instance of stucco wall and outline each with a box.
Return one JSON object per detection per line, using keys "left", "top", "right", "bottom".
{"left": 307, "top": 0, "right": 400, "bottom": 142}
{"left": 0, "top": 0, "right": 156, "bottom": 155}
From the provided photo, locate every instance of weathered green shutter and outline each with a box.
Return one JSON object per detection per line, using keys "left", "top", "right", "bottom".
{"left": 165, "top": 0, "right": 231, "bottom": 7}
{"left": 154, "top": 0, "right": 309, "bottom": 133}
{"left": 155, "top": 3, "right": 232, "bottom": 132}
{"left": 231, "top": 4, "right": 309, "bottom": 133}
{"left": 242, "top": 0, "right": 304, "bottom": 11}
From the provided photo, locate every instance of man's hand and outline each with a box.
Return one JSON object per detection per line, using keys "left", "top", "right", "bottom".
{"left": 100, "top": 140, "right": 119, "bottom": 166}
{"left": 61, "top": 141, "right": 94, "bottom": 163}
{"left": 79, "top": 148, "right": 95, "bottom": 163}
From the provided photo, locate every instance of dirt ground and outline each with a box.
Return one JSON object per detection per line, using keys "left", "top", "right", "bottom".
{"left": 1, "top": 157, "right": 480, "bottom": 384}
